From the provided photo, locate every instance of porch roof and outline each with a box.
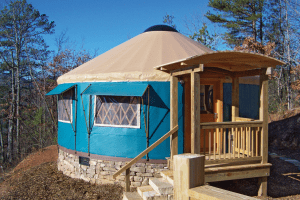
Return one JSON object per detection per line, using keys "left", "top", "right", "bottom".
{"left": 155, "top": 51, "right": 286, "bottom": 73}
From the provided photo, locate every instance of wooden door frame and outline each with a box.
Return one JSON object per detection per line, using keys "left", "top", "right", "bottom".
{"left": 183, "top": 76, "right": 224, "bottom": 153}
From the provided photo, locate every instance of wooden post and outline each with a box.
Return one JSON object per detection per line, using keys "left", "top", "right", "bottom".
{"left": 174, "top": 154, "right": 205, "bottom": 200}
{"left": 125, "top": 168, "right": 130, "bottom": 192}
{"left": 258, "top": 68, "right": 268, "bottom": 197}
{"left": 218, "top": 80, "right": 224, "bottom": 123}
{"left": 170, "top": 75, "right": 178, "bottom": 169}
{"left": 232, "top": 77, "right": 239, "bottom": 121}
{"left": 191, "top": 71, "right": 201, "bottom": 154}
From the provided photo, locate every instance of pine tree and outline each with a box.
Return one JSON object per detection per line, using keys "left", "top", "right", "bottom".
{"left": 0, "top": 0, "right": 55, "bottom": 162}
{"left": 206, "top": 0, "right": 264, "bottom": 47}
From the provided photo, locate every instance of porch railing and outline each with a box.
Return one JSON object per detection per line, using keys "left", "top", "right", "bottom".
{"left": 200, "top": 121, "right": 263, "bottom": 162}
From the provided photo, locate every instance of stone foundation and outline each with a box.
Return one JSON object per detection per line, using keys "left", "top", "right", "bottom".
{"left": 57, "top": 147, "right": 168, "bottom": 188}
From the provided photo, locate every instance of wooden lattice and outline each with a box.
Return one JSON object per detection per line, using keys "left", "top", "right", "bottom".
{"left": 58, "top": 89, "right": 73, "bottom": 122}
{"left": 95, "top": 96, "right": 139, "bottom": 127}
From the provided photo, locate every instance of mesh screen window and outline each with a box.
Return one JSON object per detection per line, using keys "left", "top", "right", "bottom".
{"left": 94, "top": 96, "right": 140, "bottom": 128}
{"left": 58, "top": 89, "right": 73, "bottom": 123}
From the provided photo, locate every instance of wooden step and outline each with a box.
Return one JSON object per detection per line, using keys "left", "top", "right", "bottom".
{"left": 123, "top": 192, "right": 143, "bottom": 200}
{"left": 189, "top": 185, "right": 258, "bottom": 200}
{"left": 149, "top": 178, "right": 173, "bottom": 195}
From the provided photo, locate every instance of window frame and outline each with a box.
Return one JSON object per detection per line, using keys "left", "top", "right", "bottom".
{"left": 93, "top": 95, "right": 141, "bottom": 129}
{"left": 58, "top": 89, "right": 73, "bottom": 124}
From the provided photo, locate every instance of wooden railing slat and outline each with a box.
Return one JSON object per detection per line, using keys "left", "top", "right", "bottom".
{"left": 209, "top": 130, "right": 211, "bottom": 160}
{"left": 214, "top": 129, "right": 216, "bottom": 160}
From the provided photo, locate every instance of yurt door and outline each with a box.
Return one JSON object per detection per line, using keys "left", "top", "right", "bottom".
{"left": 183, "top": 78, "right": 222, "bottom": 153}
{"left": 199, "top": 84, "right": 217, "bottom": 153}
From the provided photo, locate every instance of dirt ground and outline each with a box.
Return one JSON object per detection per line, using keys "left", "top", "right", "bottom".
{"left": 211, "top": 154, "right": 300, "bottom": 199}
{"left": 0, "top": 145, "right": 299, "bottom": 199}
{"left": 0, "top": 145, "right": 123, "bottom": 199}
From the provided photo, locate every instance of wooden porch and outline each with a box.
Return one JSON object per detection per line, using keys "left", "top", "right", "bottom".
{"left": 162, "top": 52, "right": 284, "bottom": 197}
{"left": 113, "top": 51, "right": 285, "bottom": 198}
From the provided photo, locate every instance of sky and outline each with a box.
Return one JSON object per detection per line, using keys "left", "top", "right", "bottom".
{"left": 1, "top": 0, "right": 212, "bottom": 56}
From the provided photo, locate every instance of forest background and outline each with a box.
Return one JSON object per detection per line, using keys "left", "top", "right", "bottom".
{"left": 0, "top": 0, "right": 299, "bottom": 169}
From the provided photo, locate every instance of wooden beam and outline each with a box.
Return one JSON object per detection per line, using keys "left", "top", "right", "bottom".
{"left": 234, "top": 69, "right": 261, "bottom": 77}
{"left": 266, "top": 67, "right": 273, "bottom": 75}
{"left": 219, "top": 80, "right": 223, "bottom": 122}
{"left": 232, "top": 77, "right": 239, "bottom": 121}
{"left": 170, "top": 76, "right": 178, "bottom": 163}
{"left": 260, "top": 68, "right": 268, "bottom": 164}
{"left": 125, "top": 168, "right": 130, "bottom": 192}
{"left": 160, "top": 67, "right": 168, "bottom": 71}
{"left": 171, "top": 64, "right": 204, "bottom": 76}
{"left": 174, "top": 154, "right": 205, "bottom": 200}
{"left": 205, "top": 156, "right": 262, "bottom": 165}
{"left": 205, "top": 164, "right": 270, "bottom": 183}
{"left": 200, "top": 121, "right": 263, "bottom": 129}
{"left": 258, "top": 177, "right": 268, "bottom": 197}
{"left": 204, "top": 67, "right": 234, "bottom": 76}
{"left": 258, "top": 68, "right": 268, "bottom": 197}
{"left": 191, "top": 72, "right": 201, "bottom": 154}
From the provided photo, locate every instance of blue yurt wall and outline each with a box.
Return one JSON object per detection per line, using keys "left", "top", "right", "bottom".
{"left": 58, "top": 81, "right": 184, "bottom": 160}
{"left": 223, "top": 83, "right": 260, "bottom": 122}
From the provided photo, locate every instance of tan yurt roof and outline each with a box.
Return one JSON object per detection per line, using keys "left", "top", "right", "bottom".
{"left": 57, "top": 25, "right": 213, "bottom": 84}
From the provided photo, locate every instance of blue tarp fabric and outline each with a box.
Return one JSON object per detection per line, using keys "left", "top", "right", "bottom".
{"left": 46, "top": 83, "right": 76, "bottom": 95}
{"left": 82, "top": 83, "right": 148, "bottom": 97}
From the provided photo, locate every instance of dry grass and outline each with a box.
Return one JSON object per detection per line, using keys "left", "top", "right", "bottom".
{"left": 1, "top": 162, "right": 123, "bottom": 200}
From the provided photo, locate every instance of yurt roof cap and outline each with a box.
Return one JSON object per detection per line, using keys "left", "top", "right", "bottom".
{"left": 144, "top": 24, "right": 178, "bottom": 33}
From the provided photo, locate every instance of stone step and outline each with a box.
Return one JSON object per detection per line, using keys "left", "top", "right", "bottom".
{"left": 160, "top": 170, "right": 174, "bottom": 185}
{"left": 137, "top": 185, "right": 170, "bottom": 200}
{"left": 149, "top": 178, "right": 173, "bottom": 195}
{"left": 137, "top": 185, "right": 153, "bottom": 197}
{"left": 142, "top": 190, "right": 168, "bottom": 200}
{"left": 123, "top": 192, "right": 143, "bottom": 200}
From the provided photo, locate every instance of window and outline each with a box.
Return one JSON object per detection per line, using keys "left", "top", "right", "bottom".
{"left": 58, "top": 89, "right": 73, "bottom": 123}
{"left": 94, "top": 96, "right": 140, "bottom": 128}
{"left": 200, "top": 85, "right": 213, "bottom": 114}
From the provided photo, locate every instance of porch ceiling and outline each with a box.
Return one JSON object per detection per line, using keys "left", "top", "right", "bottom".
{"left": 155, "top": 51, "right": 286, "bottom": 73}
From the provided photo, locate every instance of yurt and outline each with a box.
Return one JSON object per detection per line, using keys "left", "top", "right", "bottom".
{"left": 46, "top": 25, "right": 264, "bottom": 187}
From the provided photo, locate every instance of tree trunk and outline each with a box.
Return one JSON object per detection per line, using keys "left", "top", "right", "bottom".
{"left": 16, "top": 64, "right": 20, "bottom": 158}
{"left": 285, "top": 0, "right": 292, "bottom": 110}
{"left": 7, "top": 67, "right": 15, "bottom": 163}
{"left": 0, "top": 121, "right": 4, "bottom": 162}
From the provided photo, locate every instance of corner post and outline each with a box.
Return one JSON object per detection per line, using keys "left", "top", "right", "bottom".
{"left": 258, "top": 68, "right": 268, "bottom": 196}
{"left": 170, "top": 75, "right": 178, "bottom": 169}
{"left": 191, "top": 71, "right": 200, "bottom": 154}
{"left": 232, "top": 76, "right": 239, "bottom": 121}
{"left": 174, "top": 154, "right": 205, "bottom": 200}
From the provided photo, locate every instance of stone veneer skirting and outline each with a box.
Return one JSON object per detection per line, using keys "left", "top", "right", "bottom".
{"left": 57, "top": 146, "right": 168, "bottom": 188}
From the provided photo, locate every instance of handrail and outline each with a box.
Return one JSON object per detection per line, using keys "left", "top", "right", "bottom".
{"left": 235, "top": 117, "right": 255, "bottom": 121}
{"left": 200, "top": 121, "right": 263, "bottom": 129}
{"left": 113, "top": 125, "right": 179, "bottom": 179}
